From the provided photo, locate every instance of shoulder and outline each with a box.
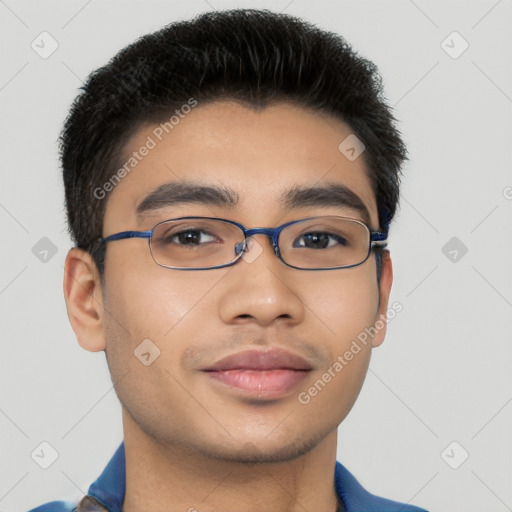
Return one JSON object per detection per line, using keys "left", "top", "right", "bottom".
{"left": 27, "top": 495, "right": 109, "bottom": 512}
{"left": 27, "top": 500, "right": 78, "bottom": 512}
{"left": 335, "top": 461, "right": 429, "bottom": 512}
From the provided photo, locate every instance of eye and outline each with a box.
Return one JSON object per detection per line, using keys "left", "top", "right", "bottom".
{"left": 164, "top": 229, "right": 217, "bottom": 246}
{"left": 293, "top": 232, "right": 348, "bottom": 249}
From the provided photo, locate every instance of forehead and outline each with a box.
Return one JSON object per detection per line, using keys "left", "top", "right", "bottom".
{"left": 103, "top": 101, "right": 379, "bottom": 230}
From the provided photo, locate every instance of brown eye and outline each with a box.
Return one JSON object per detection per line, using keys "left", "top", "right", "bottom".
{"left": 293, "top": 232, "right": 348, "bottom": 249}
{"left": 166, "top": 229, "right": 216, "bottom": 245}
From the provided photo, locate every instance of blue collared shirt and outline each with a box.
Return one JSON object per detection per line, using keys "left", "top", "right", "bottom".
{"left": 28, "top": 441, "right": 428, "bottom": 512}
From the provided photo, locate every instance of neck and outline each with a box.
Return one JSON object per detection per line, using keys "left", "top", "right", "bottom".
{"left": 122, "top": 411, "right": 340, "bottom": 512}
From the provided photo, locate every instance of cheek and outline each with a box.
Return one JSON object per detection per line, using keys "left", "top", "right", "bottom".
{"left": 100, "top": 268, "right": 202, "bottom": 427}
{"left": 297, "top": 346, "right": 371, "bottom": 428}
{"left": 100, "top": 259, "right": 235, "bottom": 408}
{"left": 301, "top": 265, "right": 380, "bottom": 343}
{"left": 296, "top": 273, "right": 378, "bottom": 422}
{"left": 103, "top": 252, "right": 229, "bottom": 339}
{"left": 291, "top": 268, "right": 379, "bottom": 416}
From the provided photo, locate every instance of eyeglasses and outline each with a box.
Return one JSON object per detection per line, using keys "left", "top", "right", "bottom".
{"left": 97, "top": 216, "right": 387, "bottom": 271}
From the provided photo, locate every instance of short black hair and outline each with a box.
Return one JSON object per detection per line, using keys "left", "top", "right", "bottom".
{"left": 60, "top": 8, "right": 406, "bottom": 277}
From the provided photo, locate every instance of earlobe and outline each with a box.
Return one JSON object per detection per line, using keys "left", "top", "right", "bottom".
{"left": 371, "top": 250, "right": 393, "bottom": 348}
{"left": 63, "top": 248, "right": 106, "bottom": 352}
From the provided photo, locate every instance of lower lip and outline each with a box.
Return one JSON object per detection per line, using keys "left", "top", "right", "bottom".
{"left": 204, "top": 369, "right": 310, "bottom": 398}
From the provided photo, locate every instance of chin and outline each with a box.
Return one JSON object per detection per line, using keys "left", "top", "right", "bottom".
{"left": 192, "top": 424, "right": 335, "bottom": 464}
{"left": 202, "top": 441, "right": 313, "bottom": 464}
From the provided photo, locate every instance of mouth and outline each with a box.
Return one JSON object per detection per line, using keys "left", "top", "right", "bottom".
{"left": 201, "top": 349, "right": 313, "bottom": 399}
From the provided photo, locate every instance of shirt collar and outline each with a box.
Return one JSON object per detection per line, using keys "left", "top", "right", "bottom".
{"left": 87, "top": 442, "right": 125, "bottom": 512}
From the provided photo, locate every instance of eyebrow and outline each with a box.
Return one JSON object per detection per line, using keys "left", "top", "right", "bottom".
{"left": 281, "top": 183, "right": 371, "bottom": 225}
{"left": 136, "top": 181, "right": 371, "bottom": 225}
{"left": 136, "top": 182, "right": 238, "bottom": 220}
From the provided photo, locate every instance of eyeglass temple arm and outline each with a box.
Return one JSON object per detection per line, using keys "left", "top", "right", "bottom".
{"left": 370, "top": 231, "right": 388, "bottom": 249}
{"left": 99, "top": 230, "right": 153, "bottom": 243}
{"left": 88, "top": 230, "right": 152, "bottom": 255}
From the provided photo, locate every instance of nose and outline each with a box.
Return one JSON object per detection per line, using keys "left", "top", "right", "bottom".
{"left": 218, "top": 235, "right": 305, "bottom": 327}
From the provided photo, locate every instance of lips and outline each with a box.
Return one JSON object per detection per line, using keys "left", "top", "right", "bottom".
{"left": 203, "top": 349, "right": 313, "bottom": 372}
{"left": 201, "top": 349, "right": 312, "bottom": 398}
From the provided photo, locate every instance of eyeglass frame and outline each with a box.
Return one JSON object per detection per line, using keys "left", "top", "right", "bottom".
{"left": 95, "top": 215, "right": 388, "bottom": 271}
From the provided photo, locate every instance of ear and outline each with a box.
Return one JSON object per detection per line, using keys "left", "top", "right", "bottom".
{"left": 63, "top": 248, "right": 106, "bottom": 352}
{"left": 371, "top": 250, "right": 393, "bottom": 348}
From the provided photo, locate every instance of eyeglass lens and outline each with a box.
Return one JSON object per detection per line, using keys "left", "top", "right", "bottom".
{"left": 149, "top": 217, "right": 370, "bottom": 269}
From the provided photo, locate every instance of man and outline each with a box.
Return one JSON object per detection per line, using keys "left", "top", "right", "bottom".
{"left": 30, "top": 8, "right": 427, "bottom": 512}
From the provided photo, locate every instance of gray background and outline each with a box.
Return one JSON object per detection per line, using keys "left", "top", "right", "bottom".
{"left": 1, "top": 1, "right": 511, "bottom": 511}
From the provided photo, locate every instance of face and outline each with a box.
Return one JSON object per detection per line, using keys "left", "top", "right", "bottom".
{"left": 70, "top": 101, "right": 392, "bottom": 463}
